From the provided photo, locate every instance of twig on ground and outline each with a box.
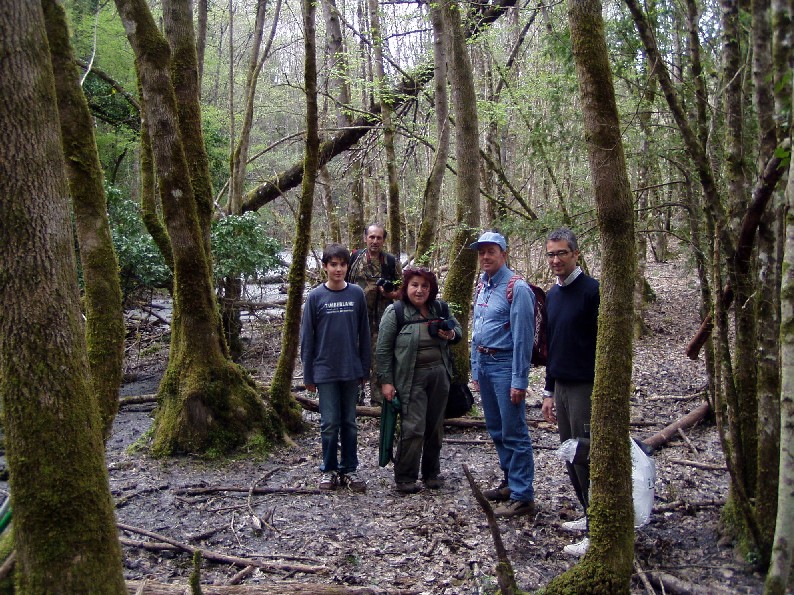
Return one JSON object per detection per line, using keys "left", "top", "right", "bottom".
{"left": 173, "top": 485, "right": 322, "bottom": 496}
{"left": 117, "top": 522, "right": 328, "bottom": 575}
{"left": 676, "top": 428, "right": 699, "bottom": 455}
{"left": 633, "top": 558, "right": 656, "bottom": 594}
{"left": 668, "top": 458, "right": 726, "bottom": 471}
{"left": 652, "top": 499, "right": 725, "bottom": 513}
{"left": 462, "top": 464, "right": 518, "bottom": 595}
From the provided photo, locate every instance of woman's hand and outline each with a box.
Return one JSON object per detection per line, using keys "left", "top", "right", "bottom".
{"left": 439, "top": 329, "right": 455, "bottom": 341}
{"left": 382, "top": 383, "right": 396, "bottom": 401}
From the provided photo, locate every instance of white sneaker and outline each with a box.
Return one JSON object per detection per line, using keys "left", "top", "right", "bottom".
{"left": 563, "top": 537, "right": 590, "bottom": 557}
{"left": 561, "top": 516, "right": 587, "bottom": 532}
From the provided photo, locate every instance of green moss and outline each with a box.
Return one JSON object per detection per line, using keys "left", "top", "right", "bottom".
{"left": 540, "top": 558, "right": 629, "bottom": 594}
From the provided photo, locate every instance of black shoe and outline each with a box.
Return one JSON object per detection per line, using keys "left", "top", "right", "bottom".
{"left": 493, "top": 499, "right": 537, "bottom": 518}
{"left": 396, "top": 481, "right": 421, "bottom": 494}
{"left": 483, "top": 481, "right": 511, "bottom": 501}
{"left": 423, "top": 477, "right": 444, "bottom": 490}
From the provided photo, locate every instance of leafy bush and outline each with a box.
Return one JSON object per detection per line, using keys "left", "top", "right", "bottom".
{"left": 107, "top": 186, "right": 171, "bottom": 296}
{"left": 211, "top": 212, "right": 281, "bottom": 281}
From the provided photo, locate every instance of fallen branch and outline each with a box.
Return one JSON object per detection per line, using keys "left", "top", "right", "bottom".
{"left": 126, "top": 581, "right": 402, "bottom": 594}
{"left": 645, "top": 570, "right": 736, "bottom": 594}
{"left": 633, "top": 559, "right": 656, "bottom": 594}
{"left": 172, "top": 485, "right": 322, "bottom": 496}
{"left": 646, "top": 392, "right": 704, "bottom": 402}
{"left": 462, "top": 464, "right": 518, "bottom": 595}
{"left": 641, "top": 402, "right": 710, "bottom": 451}
{"left": 117, "top": 522, "right": 327, "bottom": 575}
{"left": 119, "top": 393, "right": 157, "bottom": 406}
{"left": 676, "top": 428, "right": 699, "bottom": 455}
{"left": 668, "top": 458, "right": 726, "bottom": 471}
{"left": 652, "top": 499, "right": 725, "bottom": 513}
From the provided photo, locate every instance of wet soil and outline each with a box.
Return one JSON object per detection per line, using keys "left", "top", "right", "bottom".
{"left": 110, "top": 257, "right": 765, "bottom": 593}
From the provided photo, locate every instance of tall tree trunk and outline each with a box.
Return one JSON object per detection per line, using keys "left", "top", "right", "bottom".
{"left": 196, "top": 0, "right": 208, "bottom": 90}
{"left": 415, "top": 2, "right": 450, "bottom": 265}
{"left": 0, "top": 2, "right": 126, "bottom": 589}
{"left": 440, "top": 0, "right": 481, "bottom": 378}
{"left": 43, "top": 0, "right": 125, "bottom": 441}
{"left": 268, "top": 0, "right": 321, "bottom": 432}
{"left": 546, "top": 0, "right": 636, "bottom": 590}
{"left": 114, "top": 0, "right": 279, "bottom": 454}
{"left": 765, "top": 139, "right": 794, "bottom": 595}
{"left": 368, "top": 0, "right": 402, "bottom": 256}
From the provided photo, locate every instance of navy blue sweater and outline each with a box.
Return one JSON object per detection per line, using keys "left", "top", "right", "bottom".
{"left": 544, "top": 273, "right": 600, "bottom": 392}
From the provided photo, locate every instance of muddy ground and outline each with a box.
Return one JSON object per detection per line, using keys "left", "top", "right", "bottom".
{"left": 109, "top": 256, "right": 765, "bottom": 594}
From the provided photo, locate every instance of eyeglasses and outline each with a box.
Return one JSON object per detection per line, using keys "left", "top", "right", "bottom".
{"left": 546, "top": 250, "right": 571, "bottom": 260}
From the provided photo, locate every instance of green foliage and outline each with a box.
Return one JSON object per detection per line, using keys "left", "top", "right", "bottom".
{"left": 210, "top": 213, "right": 281, "bottom": 280}
{"left": 106, "top": 186, "right": 171, "bottom": 295}
{"left": 201, "top": 105, "right": 230, "bottom": 193}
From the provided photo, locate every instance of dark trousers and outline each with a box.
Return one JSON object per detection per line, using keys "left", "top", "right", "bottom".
{"left": 555, "top": 380, "right": 593, "bottom": 514}
{"left": 395, "top": 364, "right": 449, "bottom": 483}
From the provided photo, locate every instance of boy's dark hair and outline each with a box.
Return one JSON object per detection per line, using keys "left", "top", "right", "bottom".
{"left": 547, "top": 227, "right": 579, "bottom": 252}
{"left": 322, "top": 243, "right": 350, "bottom": 264}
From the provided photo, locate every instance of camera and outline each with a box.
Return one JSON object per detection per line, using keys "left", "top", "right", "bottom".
{"left": 376, "top": 278, "right": 396, "bottom": 292}
{"left": 427, "top": 318, "right": 455, "bottom": 338}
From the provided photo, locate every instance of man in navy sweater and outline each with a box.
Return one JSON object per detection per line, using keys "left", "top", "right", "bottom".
{"left": 541, "top": 228, "right": 599, "bottom": 557}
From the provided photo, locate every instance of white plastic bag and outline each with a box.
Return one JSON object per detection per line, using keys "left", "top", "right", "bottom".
{"left": 630, "top": 438, "right": 655, "bottom": 527}
{"left": 555, "top": 437, "right": 654, "bottom": 527}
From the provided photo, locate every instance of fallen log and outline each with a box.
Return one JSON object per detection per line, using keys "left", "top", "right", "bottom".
{"left": 641, "top": 402, "right": 710, "bottom": 451}
{"left": 172, "top": 485, "right": 322, "bottom": 496}
{"left": 668, "top": 458, "right": 726, "bottom": 471}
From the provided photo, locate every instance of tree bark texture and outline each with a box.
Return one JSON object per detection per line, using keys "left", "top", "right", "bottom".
{"left": 367, "top": 0, "right": 402, "bottom": 257}
{"left": 440, "top": 0, "right": 481, "bottom": 379}
{"left": 415, "top": 2, "right": 450, "bottom": 266}
{"left": 0, "top": 2, "right": 126, "bottom": 590}
{"left": 42, "top": 0, "right": 126, "bottom": 441}
{"left": 268, "top": 0, "right": 322, "bottom": 433}
{"left": 114, "top": 0, "right": 276, "bottom": 454}
{"left": 546, "top": 0, "right": 636, "bottom": 590}
{"left": 764, "top": 141, "right": 794, "bottom": 594}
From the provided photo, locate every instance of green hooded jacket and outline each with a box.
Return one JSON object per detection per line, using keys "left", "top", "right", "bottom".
{"left": 376, "top": 300, "right": 462, "bottom": 408}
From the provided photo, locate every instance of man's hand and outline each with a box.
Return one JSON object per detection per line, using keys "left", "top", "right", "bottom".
{"left": 510, "top": 388, "right": 526, "bottom": 404}
{"left": 542, "top": 397, "right": 556, "bottom": 423}
{"left": 306, "top": 383, "right": 317, "bottom": 393}
{"left": 472, "top": 380, "right": 479, "bottom": 392}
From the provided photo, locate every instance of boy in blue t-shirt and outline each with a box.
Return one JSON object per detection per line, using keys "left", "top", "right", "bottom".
{"left": 300, "top": 243, "right": 371, "bottom": 491}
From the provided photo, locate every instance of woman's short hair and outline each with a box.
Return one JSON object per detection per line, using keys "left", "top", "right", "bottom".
{"left": 400, "top": 266, "right": 439, "bottom": 305}
{"left": 321, "top": 243, "right": 350, "bottom": 264}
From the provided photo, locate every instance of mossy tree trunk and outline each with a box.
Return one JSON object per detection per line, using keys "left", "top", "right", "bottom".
{"left": 114, "top": 0, "right": 281, "bottom": 454}
{"left": 440, "top": 0, "right": 481, "bottom": 378}
{"left": 43, "top": 0, "right": 125, "bottom": 441}
{"left": 0, "top": 3, "right": 126, "bottom": 590}
{"left": 546, "top": 0, "right": 636, "bottom": 591}
{"left": 414, "top": 2, "right": 449, "bottom": 266}
{"left": 765, "top": 139, "right": 794, "bottom": 594}
{"left": 268, "top": 0, "right": 321, "bottom": 433}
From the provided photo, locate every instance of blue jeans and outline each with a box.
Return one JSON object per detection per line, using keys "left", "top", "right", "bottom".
{"left": 317, "top": 380, "right": 360, "bottom": 474}
{"left": 477, "top": 351, "right": 535, "bottom": 501}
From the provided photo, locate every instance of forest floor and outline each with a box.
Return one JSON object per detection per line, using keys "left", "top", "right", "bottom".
{"left": 106, "top": 253, "right": 767, "bottom": 594}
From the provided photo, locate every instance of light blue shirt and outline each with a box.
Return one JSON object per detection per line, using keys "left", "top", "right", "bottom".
{"left": 470, "top": 265, "right": 535, "bottom": 389}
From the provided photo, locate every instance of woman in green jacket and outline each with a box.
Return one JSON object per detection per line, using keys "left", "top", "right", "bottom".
{"left": 377, "top": 267, "right": 462, "bottom": 493}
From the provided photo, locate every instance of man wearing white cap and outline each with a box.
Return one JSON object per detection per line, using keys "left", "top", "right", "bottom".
{"left": 469, "top": 231, "right": 537, "bottom": 517}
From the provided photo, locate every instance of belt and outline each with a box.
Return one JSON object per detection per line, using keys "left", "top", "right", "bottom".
{"left": 477, "top": 346, "right": 501, "bottom": 355}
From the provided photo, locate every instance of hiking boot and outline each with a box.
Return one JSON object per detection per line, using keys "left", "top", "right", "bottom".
{"left": 339, "top": 472, "right": 366, "bottom": 493}
{"left": 319, "top": 472, "right": 338, "bottom": 490}
{"left": 493, "top": 499, "right": 536, "bottom": 518}
{"left": 563, "top": 537, "right": 590, "bottom": 557}
{"left": 423, "top": 477, "right": 444, "bottom": 490}
{"left": 396, "top": 481, "right": 421, "bottom": 494}
{"left": 483, "top": 481, "right": 511, "bottom": 502}
{"left": 561, "top": 516, "right": 587, "bottom": 532}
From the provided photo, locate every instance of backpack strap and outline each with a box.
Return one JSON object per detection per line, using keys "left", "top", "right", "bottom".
{"left": 505, "top": 274, "right": 523, "bottom": 304}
